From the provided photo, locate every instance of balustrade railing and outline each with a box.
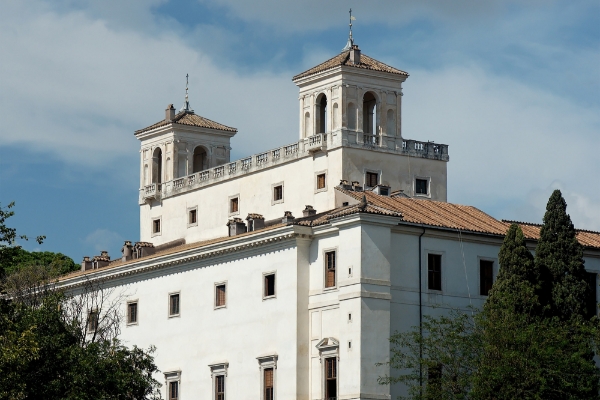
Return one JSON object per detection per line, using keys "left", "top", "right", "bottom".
{"left": 228, "top": 162, "right": 237, "bottom": 175}
{"left": 256, "top": 152, "right": 268, "bottom": 165}
{"left": 271, "top": 148, "right": 281, "bottom": 160}
{"left": 363, "top": 134, "right": 380, "bottom": 146}
{"left": 284, "top": 143, "right": 299, "bottom": 155}
{"left": 241, "top": 157, "right": 252, "bottom": 170}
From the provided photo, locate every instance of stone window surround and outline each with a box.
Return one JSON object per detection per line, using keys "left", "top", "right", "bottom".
{"left": 425, "top": 250, "right": 445, "bottom": 293}
{"left": 187, "top": 206, "right": 198, "bottom": 228}
{"left": 262, "top": 271, "right": 277, "bottom": 300}
{"left": 228, "top": 194, "right": 240, "bottom": 216}
{"left": 214, "top": 281, "right": 227, "bottom": 310}
{"left": 414, "top": 175, "right": 431, "bottom": 198}
{"left": 209, "top": 362, "right": 228, "bottom": 400}
{"left": 271, "top": 182, "right": 284, "bottom": 205}
{"left": 152, "top": 216, "right": 162, "bottom": 237}
{"left": 257, "top": 354, "right": 278, "bottom": 400}
{"left": 164, "top": 370, "right": 181, "bottom": 400}
{"left": 314, "top": 170, "right": 328, "bottom": 193}
{"left": 168, "top": 291, "right": 181, "bottom": 318}
{"left": 126, "top": 299, "right": 139, "bottom": 326}
{"left": 316, "top": 337, "right": 339, "bottom": 400}
{"left": 323, "top": 247, "right": 338, "bottom": 291}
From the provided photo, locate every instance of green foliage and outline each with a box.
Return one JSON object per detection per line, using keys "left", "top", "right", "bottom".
{"left": 0, "top": 293, "right": 162, "bottom": 399}
{"left": 536, "top": 189, "right": 590, "bottom": 321}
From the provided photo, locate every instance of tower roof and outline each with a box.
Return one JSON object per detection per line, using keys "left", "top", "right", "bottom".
{"left": 135, "top": 111, "right": 237, "bottom": 135}
{"left": 292, "top": 49, "right": 409, "bottom": 81}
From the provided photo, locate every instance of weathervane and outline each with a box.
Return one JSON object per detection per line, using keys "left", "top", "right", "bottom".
{"left": 180, "top": 73, "right": 194, "bottom": 113}
{"left": 342, "top": 9, "right": 357, "bottom": 51}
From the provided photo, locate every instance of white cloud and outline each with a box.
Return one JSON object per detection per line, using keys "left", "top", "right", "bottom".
{"left": 83, "top": 228, "right": 124, "bottom": 254}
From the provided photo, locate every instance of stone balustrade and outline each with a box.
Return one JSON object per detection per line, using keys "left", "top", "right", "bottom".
{"left": 139, "top": 130, "right": 449, "bottom": 204}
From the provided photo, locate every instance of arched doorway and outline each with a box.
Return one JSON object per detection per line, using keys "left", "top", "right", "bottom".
{"left": 316, "top": 93, "right": 328, "bottom": 134}
{"left": 193, "top": 146, "right": 208, "bottom": 173}
{"left": 363, "top": 92, "right": 377, "bottom": 134}
{"left": 152, "top": 147, "right": 162, "bottom": 184}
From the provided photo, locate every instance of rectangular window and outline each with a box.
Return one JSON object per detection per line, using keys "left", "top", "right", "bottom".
{"left": 215, "top": 375, "right": 225, "bottom": 400}
{"left": 169, "top": 293, "right": 180, "bottom": 317}
{"left": 264, "top": 274, "right": 275, "bottom": 298}
{"left": 325, "top": 357, "right": 337, "bottom": 400}
{"left": 586, "top": 272, "right": 597, "bottom": 319}
{"left": 215, "top": 284, "right": 226, "bottom": 308}
{"left": 325, "top": 251, "right": 336, "bottom": 288}
{"left": 317, "top": 173, "right": 326, "bottom": 190}
{"left": 153, "top": 218, "right": 161, "bottom": 234}
{"left": 416, "top": 178, "right": 428, "bottom": 195}
{"left": 87, "top": 310, "right": 98, "bottom": 332}
{"left": 230, "top": 197, "right": 239, "bottom": 213}
{"left": 480, "top": 260, "right": 494, "bottom": 296}
{"left": 366, "top": 172, "right": 378, "bottom": 187}
{"left": 428, "top": 254, "right": 442, "bottom": 291}
{"left": 273, "top": 185, "right": 283, "bottom": 201}
{"left": 189, "top": 209, "right": 197, "bottom": 225}
{"left": 264, "top": 368, "right": 274, "bottom": 400}
{"left": 127, "top": 302, "right": 138, "bottom": 324}
{"left": 169, "top": 381, "right": 179, "bottom": 400}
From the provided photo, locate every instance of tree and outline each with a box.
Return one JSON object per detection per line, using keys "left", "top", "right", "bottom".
{"left": 536, "top": 189, "right": 590, "bottom": 321}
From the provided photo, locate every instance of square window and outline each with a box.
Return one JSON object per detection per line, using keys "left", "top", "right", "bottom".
{"left": 264, "top": 273, "right": 275, "bottom": 298}
{"left": 215, "top": 284, "right": 226, "bottom": 308}
{"left": 189, "top": 208, "right": 197, "bottom": 225}
{"left": 325, "top": 251, "right": 336, "bottom": 288}
{"left": 428, "top": 254, "right": 442, "bottom": 291}
{"left": 273, "top": 185, "right": 283, "bottom": 202}
{"left": 317, "top": 173, "right": 326, "bottom": 190}
{"left": 366, "top": 172, "right": 379, "bottom": 188}
{"left": 480, "top": 260, "right": 494, "bottom": 296}
{"left": 153, "top": 218, "right": 161, "bottom": 234}
{"left": 169, "top": 293, "right": 180, "bottom": 317}
{"left": 87, "top": 310, "right": 98, "bottom": 332}
{"left": 230, "top": 197, "right": 239, "bottom": 214}
{"left": 416, "top": 178, "right": 428, "bottom": 195}
{"left": 215, "top": 375, "right": 225, "bottom": 400}
{"left": 127, "top": 302, "right": 138, "bottom": 324}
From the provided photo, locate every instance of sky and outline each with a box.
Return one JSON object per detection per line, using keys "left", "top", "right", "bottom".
{"left": 0, "top": 0, "right": 598, "bottom": 262}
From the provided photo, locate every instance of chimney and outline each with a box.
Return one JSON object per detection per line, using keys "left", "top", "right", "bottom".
{"left": 121, "top": 240, "right": 134, "bottom": 262}
{"left": 372, "top": 184, "right": 390, "bottom": 196}
{"left": 352, "top": 181, "right": 363, "bottom": 191}
{"left": 133, "top": 242, "right": 155, "bottom": 258}
{"left": 349, "top": 44, "right": 361, "bottom": 65}
{"left": 282, "top": 211, "right": 295, "bottom": 224}
{"left": 92, "top": 252, "right": 110, "bottom": 269}
{"left": 165, "top": 104, "right": 175, "bottom": 121}
{"left": 246, "top": 213, "right": 265, "bottom": 232}
{"left": 339, "top": 179, "right": 353, "bottom": 190}
{"left": 227, "top": 218, "right": 247, "bottom": 236}
{"left": 81, "top": 256, "right": 93, "bottom": 271}
{"left": 303, "top": 205, "right": 317, "bottom": 217}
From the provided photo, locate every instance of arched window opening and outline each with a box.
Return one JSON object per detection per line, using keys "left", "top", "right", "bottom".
{"left": 347, "top": 103, "right": 357, "bottom": 130}
{"left": 152, "top": 148, "right": 162, "bottom": 184}
{"left": 193, "top": 146, "right": 208, "bottom": 173}
{"left": 316, "top": 94, "right": 328, "bottom": 134}
{"left": 178, "top": 154, "right": 187, "bottom": 178}
{"left": 386, "top": 109, "right": 396, "bottom": 136}
{"left": 332, "top": 103, "right": 339, "bottom": 130}
{"left": 363, "top": 92, "right": 377, "bottom": 134}
{"left": 304, "top": 112, "right": 311, "bottom": 138}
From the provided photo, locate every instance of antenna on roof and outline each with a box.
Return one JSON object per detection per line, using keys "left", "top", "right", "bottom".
{"left": 180, "top": 73, "right": 194, "bottom": 113}
{"left": 342, "top": 8, "right": 356, "bottom": 52}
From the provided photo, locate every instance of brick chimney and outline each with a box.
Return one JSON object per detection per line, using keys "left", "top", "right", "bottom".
{"left": 121, "top": 240, "right": 134, "bottom": 262}
{"left": 246, "top": 213, "right": 265, "bottom": 232}
{"left": 303, "top": 205, "right": 317, "bottom": 217}
{"left": 349, "top": 44, "right": 361, "bottom": 65}
{"left": 133, "top": 242, "right": 155, "bottom": 258}
{"left": 165, "top": 104, "right": 175, "bottom": 121}
{"left": 81, "top": 256, "right": 93, "bottom": 271}
{"left": 282, "top": 211, "right": 295, "bottom": 224}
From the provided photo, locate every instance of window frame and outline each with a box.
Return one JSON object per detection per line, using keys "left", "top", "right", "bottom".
{"left": 414, "top": 176, "right": 431, "bottom": 198}
{"left": 364, "top": 169, "right": 381, "bottom": 188}
{"left": 586, "top": 271, "right": 598, "bottom": 319}
{"left": 315, "top": 338, "right": 339, "bottom": 400}
{"left": 152, "top": 216, "right": 162, "bottom": 237}
{"left": 315, "top": 170, "right": 328, "bottom": 193}
{"left": 187, "top": 206, "right": 198, "bottom": 228}
{"left": 257, "top": 355, "right": 278, "bottom": 400}
{"left": 324, "top": 249, "right": 338, "bottom": 290}
{"left": 209, "top": 363, "right": 228, "bottom": 400}
{"left": 271, "top": 182, "right": 284, "bottom": 205}
{"left": 263, "top": 272, "right": 276, "bottom": 300}
{"left": 127, "top": 300, "right": 138, "bottom": 326}
{"left": 214, "top": 282, "right": 227, "bottom": 309}
{"left": 87, "top": 309, "right": 99, "bottom": 333}
{"left": 168, "top": 292, "right": 181, "bottom": 318}
{"left": 427, "top": 253, "right": 443, "bottom": 292}
{"left": 164, "top": 370, "right": 181, "bottom": 400}
{"left": 479, "top": 259, "right": 495, "bottom": 296}
{"left": 228, "top": 194, "right": 240, "bottom": 216}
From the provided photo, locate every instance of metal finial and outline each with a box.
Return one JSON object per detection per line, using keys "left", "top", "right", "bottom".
{"left": 342, "top": 9, "right": 356, "bottom": 52}
{"left": 180, "top": 73, "right": 194, "bottom": 113}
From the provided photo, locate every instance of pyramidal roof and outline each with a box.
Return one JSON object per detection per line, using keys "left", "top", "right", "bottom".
{"left": 292, "top": 49, "right": 409, "bottom": 81}
{"left": 135, "top": 110, "right": 237, "bottom": 135}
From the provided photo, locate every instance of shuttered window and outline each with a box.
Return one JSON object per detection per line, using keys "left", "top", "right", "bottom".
{"left": 317, "top": 173, "right": 326, "bottom": 189}
{"left": 215, "top": 375, "right": 225, "bottom": 400}
{"left": 87, "top": 310, "right": 98, "bottom": 332}
{"left": 273, "top": 185, "right": 283, "bottom": 201}
{"left": 480, "top": 260, "right": 494, "bottom": 296}
{"left": 325, "top": 357, "right": 337, "bottom": 399}
{"left": 169, "top": 294, "right": 180, "bottom": 316}
{"left": 215, "top": 284, "right": 226, "bottom": 308}
{"left": 264, "top": 274, "right": 275, "bottom": 297}
{"left": 264, "top": 368, "right": 274, "bottom": 400}
{"left": 416, "top": 178, "right": 428, "bottom": 195}
{"left": 230, "top": 197, "right": 239, "bottom": 213}
{"left": 127, "top": 302, "right": 137, "bottom": 324}
{"left": 366, "top": 172, "right": 378, "bottom": 187}
{"left": 169, "top": 381, "right": 178, "bottom": 400}
{"left": 428, "top": 254, "right": 442, "bottom": 291}
{"left": 325, "top": 251, "right": 336, "bottom": 288}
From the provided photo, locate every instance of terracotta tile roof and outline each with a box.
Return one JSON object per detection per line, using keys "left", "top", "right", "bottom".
{"left": 296, "top": 200, "right": 401, "bottom": 227}
{"left": 135, "top": 111, "right": 237, "bottom": 135}
{"left": 502, "top": 220, "right": 600, "bottom": 250}
{"left": 292, "top": 50, "right": 409, "bottom": 81}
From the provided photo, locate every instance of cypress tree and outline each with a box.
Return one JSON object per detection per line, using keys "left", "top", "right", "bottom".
{"left": 535, "top": 189, "right": 589, "bottom": 321}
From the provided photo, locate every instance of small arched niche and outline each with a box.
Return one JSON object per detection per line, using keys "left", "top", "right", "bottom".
{"left": 332, "top": 103, "right": 339, "bottom": 130}
{"left": 143, "top": 164, "right": 149, "bottom": 186}
{"left": 363, "top": 92, "right": 377, "bottom": 134}
{"left": 347, "top": 102, "right": 357, "bottom": 130}
{"left": 386, "top": 108, "right": 396, "bottom": 136}
{"left": 193, "top": 146, "right": 208, "bottom": 173}
{"left": 304, "top": 112, "right": 311, "bottom": 138}
{"left": 316, "top": 93, "right": 328, "bottom": 134}
{"left": 152, "top": 147, "right": 162, "bottom": 184}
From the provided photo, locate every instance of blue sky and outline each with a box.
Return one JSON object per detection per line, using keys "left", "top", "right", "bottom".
{"left": 1, "top": 0, "right": 599, "bottom": 262}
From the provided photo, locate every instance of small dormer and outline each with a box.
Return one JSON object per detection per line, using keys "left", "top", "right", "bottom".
{"left": 134, "top": 77, "right": 237, "bottom": 195}
{"left": 292, "top": 32, "right": 408, "bottom": 141}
